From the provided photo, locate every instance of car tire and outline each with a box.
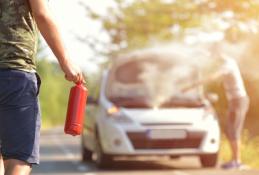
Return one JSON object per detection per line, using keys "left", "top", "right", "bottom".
{"left": 81, "top": 137, "right": 93, "bottom": 162}
{"left": 169, "top": 155, "right": 180, "bottom": 159}
{"left": 199, "top": 153, "right": 218, "bottom": 168}
{"left": 95, "top": 132, "right": 113, "bottom": 168}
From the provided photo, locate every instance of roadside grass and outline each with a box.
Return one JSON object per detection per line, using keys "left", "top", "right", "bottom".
{"left": 219, "top": 130, "right": 259, "bottom": 169}
{"left": 41, "top": 120, "right": 59, "bottom": 130}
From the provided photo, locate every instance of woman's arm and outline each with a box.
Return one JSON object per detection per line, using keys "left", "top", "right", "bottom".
{"left": 181, "top": 70, "right": 223, "bottom": 93}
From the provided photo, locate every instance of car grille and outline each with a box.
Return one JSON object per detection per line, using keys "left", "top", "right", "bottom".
{"left": 126, "top": 131, "right": 204, "bottom": 149}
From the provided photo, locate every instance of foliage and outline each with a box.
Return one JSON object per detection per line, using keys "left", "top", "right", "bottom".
{"left": 83, "top": 0, "right": 259, "bottom": 53}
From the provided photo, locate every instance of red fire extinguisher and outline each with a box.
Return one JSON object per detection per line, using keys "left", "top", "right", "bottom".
{"left": 64, "top": 83, "right": 88, "bottom": 136}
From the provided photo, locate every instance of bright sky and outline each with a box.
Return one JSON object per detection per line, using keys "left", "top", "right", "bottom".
{"left": 41, "top": 0, "right": 117, "bottom": 73}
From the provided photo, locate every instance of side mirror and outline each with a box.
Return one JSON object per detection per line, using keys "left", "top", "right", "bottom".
{"left": 87, "top": 96, "right": 98, "bottom": 105}
{"left": 206, "top": 93, "right": 219, "bottom": 104}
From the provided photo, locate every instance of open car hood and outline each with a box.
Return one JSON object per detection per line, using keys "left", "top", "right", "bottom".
{"left": 121, "top": 107, "right": 206, "bottom": 124}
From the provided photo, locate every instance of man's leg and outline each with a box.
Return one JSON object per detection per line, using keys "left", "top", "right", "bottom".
{"left": 0, "top": 153, "right": 4, "bottom": 175}
{"left": 4, "top": 159, "right": 31, "bottom": 175}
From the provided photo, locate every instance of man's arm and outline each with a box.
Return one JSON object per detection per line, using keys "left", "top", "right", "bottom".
{"left": 29, "top": 0, "right": 84, "bottom": 83}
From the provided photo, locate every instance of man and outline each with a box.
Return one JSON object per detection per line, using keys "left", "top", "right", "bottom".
{"left": 0, "top": 0, "right": 85, "bottom": 174}
{"left": 182, "top": 53, "right": 249, "bottom": 170}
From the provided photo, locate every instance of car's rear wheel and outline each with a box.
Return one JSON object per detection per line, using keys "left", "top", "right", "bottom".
{"left": 199, "top": 153, "right": 218, "bottom": 168}
{"left": 81, "top": 137, "right": 93, "bottom": 162}
{"left": 95, "top": 131, "right": 113, "bottom": 168}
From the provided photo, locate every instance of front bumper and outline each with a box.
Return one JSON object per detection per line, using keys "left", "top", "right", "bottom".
{"left": 98, "top": 119, "right": 220, "bottom": 156}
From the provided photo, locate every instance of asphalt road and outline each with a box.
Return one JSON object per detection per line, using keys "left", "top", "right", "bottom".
{"left": 32, "top": 127, "right": 259, "bottom": 175}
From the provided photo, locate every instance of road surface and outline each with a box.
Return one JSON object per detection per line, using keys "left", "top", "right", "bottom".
{"left": 32, "top": 127, "right": 259, "bottom": 175}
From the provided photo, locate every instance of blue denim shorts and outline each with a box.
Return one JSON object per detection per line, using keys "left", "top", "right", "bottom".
{"left": 0, "top": 69, "right": 41, "bottom": 165}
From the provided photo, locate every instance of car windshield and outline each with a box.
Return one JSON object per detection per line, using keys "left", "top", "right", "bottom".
{"left": 106, "top": 56, "right": 205, "bottom": 108}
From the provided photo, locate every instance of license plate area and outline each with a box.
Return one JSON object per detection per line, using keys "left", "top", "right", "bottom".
{"left": 147, "top": 129, "right": 187, "bottom": 139}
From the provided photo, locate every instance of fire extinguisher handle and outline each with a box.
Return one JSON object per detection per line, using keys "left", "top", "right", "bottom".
{"left": 76, "top": 81, "right": 86, "bottom": 86}
{"left": 76, "top": 82, "right": 88, "bottom": 91}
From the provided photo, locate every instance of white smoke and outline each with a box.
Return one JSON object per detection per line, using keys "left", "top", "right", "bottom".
{"left": 110, "top": 40, "right": 248, "bottom": 108}
{"left": 139, "top": 60, "right": 198, "bottom": 107}
{"left": 135, "top": 41, "right": 247, "bottom": 108}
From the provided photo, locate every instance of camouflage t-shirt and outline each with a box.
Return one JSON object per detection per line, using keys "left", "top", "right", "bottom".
{"left": 0, "top": 0, "right": 38, "bottom": 72}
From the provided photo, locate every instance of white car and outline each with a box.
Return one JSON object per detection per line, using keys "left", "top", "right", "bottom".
{"left": 81, "top": 51, "right": 220, "bottom": 168}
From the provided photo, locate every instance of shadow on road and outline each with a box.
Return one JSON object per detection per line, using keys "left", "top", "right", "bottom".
{"left": 32, "top": 160, "right": 83, "bottom": 174}
{"left": 93, "top": 159, "right": 201, "bottom": 171}
{"left": 33, "top": 158, "right": 201, "bottom": 174}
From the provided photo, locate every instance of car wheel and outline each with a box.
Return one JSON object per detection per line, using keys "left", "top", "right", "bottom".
{"left": 95, "top": 132, "right": 113, "bottom": 168}
{"left": 81, "top": 137, "right": 93, "bottom": 162}
{"left": 199, "top": 153, "right": 218, "bottom": 168}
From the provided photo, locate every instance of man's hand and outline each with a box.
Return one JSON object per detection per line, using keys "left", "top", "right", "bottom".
{"left": 60, "top": 58, "right": 85, "bottom": 83}
{"left": 62, "top": 62, "right": 85, "bottom": 84}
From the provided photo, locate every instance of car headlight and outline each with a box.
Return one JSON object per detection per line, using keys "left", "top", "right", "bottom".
{"left": 106, "top": 106, "right": 133, "bottom": 123}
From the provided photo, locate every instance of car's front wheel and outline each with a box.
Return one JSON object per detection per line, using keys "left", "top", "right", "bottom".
{"left": 95, "top": 131, "right": 113, "bottom": 168}
{"left": 199, "top": 153, "right": 218, "bottom": 168}
{"left": 81, "top": 136, "right": 93, "bottom": 162}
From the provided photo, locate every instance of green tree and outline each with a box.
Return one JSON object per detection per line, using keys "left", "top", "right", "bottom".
{"left": 82, "top": 0, "right": 259, "bottom": 53}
